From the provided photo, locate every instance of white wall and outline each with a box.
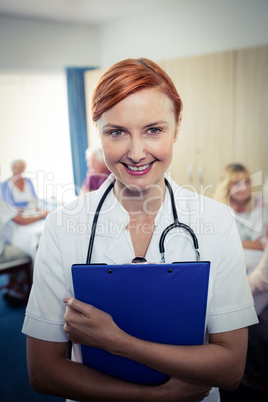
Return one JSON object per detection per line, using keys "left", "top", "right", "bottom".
{"left": 1, "top": 0, "right": 268, "bottom": 70}
{"left": 98, "top": 0, "right": 268, "bottom": 67}
{"left": 0, "top": 15, "right": 99, "bottom": 70}
{"left": 0, "top": 16, "right": 99, "bottom": 203}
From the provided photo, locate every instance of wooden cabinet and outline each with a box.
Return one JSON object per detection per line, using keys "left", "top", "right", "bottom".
{"left": 233, "top": 46, "right": 268, "bottom": 180}
{"left": 160, "top": 46, "right": 268, "bottom": 195}
{"left": 159, "top": 52, "right": 235, "bottom": 197}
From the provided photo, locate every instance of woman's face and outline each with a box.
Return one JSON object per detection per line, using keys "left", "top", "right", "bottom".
{"left": 97, "top": 88, "right": 181, "bottom": 195}
{"left": 12, "top": 161, "right": 25, "bottom": 176}
{"left": 228, "top": 171, "right": 251, "bottom": 204}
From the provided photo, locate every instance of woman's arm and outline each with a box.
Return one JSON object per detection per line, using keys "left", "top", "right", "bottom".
{"left": 26, "top": 337, "right": 211, "bottom": 402}
{"left": 12, "top": 211, "right": 49, "bottom": 225}
{"left": 116, "top": 328, "right": 248, "bottom": 390}
{"left": 64, "top": 298, "right": 248, "bottom": 391}
{"left": 242, "top": 239, "right": 264, "bottom": 250}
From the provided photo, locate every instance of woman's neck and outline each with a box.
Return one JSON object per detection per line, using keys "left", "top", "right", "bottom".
{"left": 229, "top": 198, "right": 251, "bottom": 213}
{"left": 11, "top": 175, "right": 25, "bottom": 191}
{"left": 114, "top": 180, "right": 166, "bottom": 219}
{"left": 113, "top": 180, "right": 166, "bottom": 258}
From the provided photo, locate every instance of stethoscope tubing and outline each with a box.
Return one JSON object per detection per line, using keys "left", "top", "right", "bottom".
{"left": 86, "top": 178, "right": 200, "bottom": 264}
{"left": 86, "top": 181, "right": 115, "bottom": 264}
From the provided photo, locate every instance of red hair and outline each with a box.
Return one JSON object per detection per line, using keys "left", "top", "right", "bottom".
{"left": 91, "top": 58, "right": 182, "bottom": 124}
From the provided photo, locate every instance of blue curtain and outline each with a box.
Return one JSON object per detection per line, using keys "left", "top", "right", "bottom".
{"left": 66, "top": 67, "right": 95, "bottom": 194}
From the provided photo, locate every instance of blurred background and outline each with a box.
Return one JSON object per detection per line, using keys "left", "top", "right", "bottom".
{"left": 0, "top": 0, "right": 267, "bottom": 203}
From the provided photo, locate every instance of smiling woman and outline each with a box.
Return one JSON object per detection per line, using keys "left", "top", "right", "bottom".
{"left": 213, "top": 163, "right": 266, "bottom": 250}
{"left": 92, "top": 58, "right": 182, "bottom": 198}
{"left": 22, "top": 58, "right": 258, "bottom": 402}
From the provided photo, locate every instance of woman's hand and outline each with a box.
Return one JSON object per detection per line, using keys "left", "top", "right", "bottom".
{"left": 242, "top": 239, "right": 264, "bottom": 250}
{"left": 159, "top": 377, "right": 211, "bottom": 402}
{"left": 63, "top": 297, "right": 124, "bottom": 352}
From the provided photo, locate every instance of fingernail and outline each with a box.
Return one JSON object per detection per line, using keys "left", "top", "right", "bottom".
{"left": 63, "top": 297, "right": 72, "bottom": 304}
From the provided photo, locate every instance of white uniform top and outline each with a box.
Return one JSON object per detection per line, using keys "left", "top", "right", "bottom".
{"left": 22, "top": 175, "right": 258, "bottom": 402}
{"left": 10, "top": 179, "right": 35, "bottom": 204}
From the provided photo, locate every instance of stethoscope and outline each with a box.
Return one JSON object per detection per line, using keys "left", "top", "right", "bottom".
{"left": 86, "top": 178, "right": 200, "bottom": 264}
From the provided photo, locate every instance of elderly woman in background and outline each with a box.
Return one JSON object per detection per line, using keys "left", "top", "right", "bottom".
{"left": 213, "top": 163, "right": 265, "bottom": 250}
{"left": 80, "top": 146, "right": 110, "bottom": 194}
{"left": 1, "top": 159, "right": 37, "bottom": 209}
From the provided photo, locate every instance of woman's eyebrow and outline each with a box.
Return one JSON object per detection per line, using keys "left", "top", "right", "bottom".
{"left": 103, "top": 124, "right": 128, "bottom": 131}
{"left": 103, "top": 121, "right": 169, "bottom": 130}
{"left": 143, "top": 121, "right": 169, "bottom": 129}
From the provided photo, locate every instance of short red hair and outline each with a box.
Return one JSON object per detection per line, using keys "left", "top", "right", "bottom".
{"left": 91, "top": 58, "right": 182, "bottom": 124}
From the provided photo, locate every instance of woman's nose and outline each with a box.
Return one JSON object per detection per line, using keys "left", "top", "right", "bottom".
{"left": 127, "top": 137, "right": 146, "bottom": 163}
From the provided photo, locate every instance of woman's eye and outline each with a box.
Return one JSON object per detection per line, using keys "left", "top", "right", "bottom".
{"left": 147, "top": 128, "right": 161, "bottom": 135}
{"left": 111, "top": 130, "right": 124, "bottom": 137}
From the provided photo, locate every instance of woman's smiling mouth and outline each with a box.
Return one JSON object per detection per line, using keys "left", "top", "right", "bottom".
{"left": 123, "top": 162, "right": 154, "bottom": 175}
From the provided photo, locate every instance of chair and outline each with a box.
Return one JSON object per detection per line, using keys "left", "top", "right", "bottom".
{"left": 0, "top": 256, "right": 32, "bottom": 296}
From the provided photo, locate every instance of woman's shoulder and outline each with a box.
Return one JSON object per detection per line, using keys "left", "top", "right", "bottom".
{"left": 1, "top": 178, "right": 11, "bottom": 188}
{"left": 24, "top": 177, "right": 33, "bottom": 184}
{"left": 0, "top": 178, "right": 13, "bottom": 202}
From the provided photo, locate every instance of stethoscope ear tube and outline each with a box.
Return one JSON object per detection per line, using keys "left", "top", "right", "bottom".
{"left": 160, "top": 178, "right": 200, "bottom": 263}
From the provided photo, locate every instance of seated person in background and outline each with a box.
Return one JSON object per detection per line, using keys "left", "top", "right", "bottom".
{"left": 213, "top": 163, "right": 265, "bottom": 250}
{"left": 80, "top": 146, "right": 110, "bottom": 195}
{"left": 1, "top": 159, "right": 37, "bottom": 209}
{"left": 0, "top": 193, "right": 49, "bottom": 303}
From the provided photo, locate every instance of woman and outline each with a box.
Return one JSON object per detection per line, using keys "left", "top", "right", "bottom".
{"left": 80, "top": 146, "right": 110, "bottom": 195}
{"left": 1, "top": 159, "right": 37, "bottom": 209}
{"left": 22, "top": 58, "right": 257, "bottom": 402}
{"left": 213, "top": 163, "right": 265, "bottom": 250}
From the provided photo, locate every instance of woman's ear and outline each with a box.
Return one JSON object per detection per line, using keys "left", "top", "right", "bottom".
{"left": 174, "top": 112, "right": 182, "bottom": 142}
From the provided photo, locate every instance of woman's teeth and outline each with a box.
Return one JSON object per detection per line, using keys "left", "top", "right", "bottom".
{"left": 127, "top": 163, "right": 151, "bottom": 171}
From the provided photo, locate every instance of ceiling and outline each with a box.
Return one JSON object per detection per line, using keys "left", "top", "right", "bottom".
{"left": 0, "top": 0, "right": 167, "bottom": 25}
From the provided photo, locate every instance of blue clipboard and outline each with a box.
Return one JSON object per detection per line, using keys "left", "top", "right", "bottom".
{"left": 72, "top": 261, "right": 210, "bottom": 384}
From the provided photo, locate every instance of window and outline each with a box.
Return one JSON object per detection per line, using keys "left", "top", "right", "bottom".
{"left": 0, "top": 71, "right": 76, "bottom": 205}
